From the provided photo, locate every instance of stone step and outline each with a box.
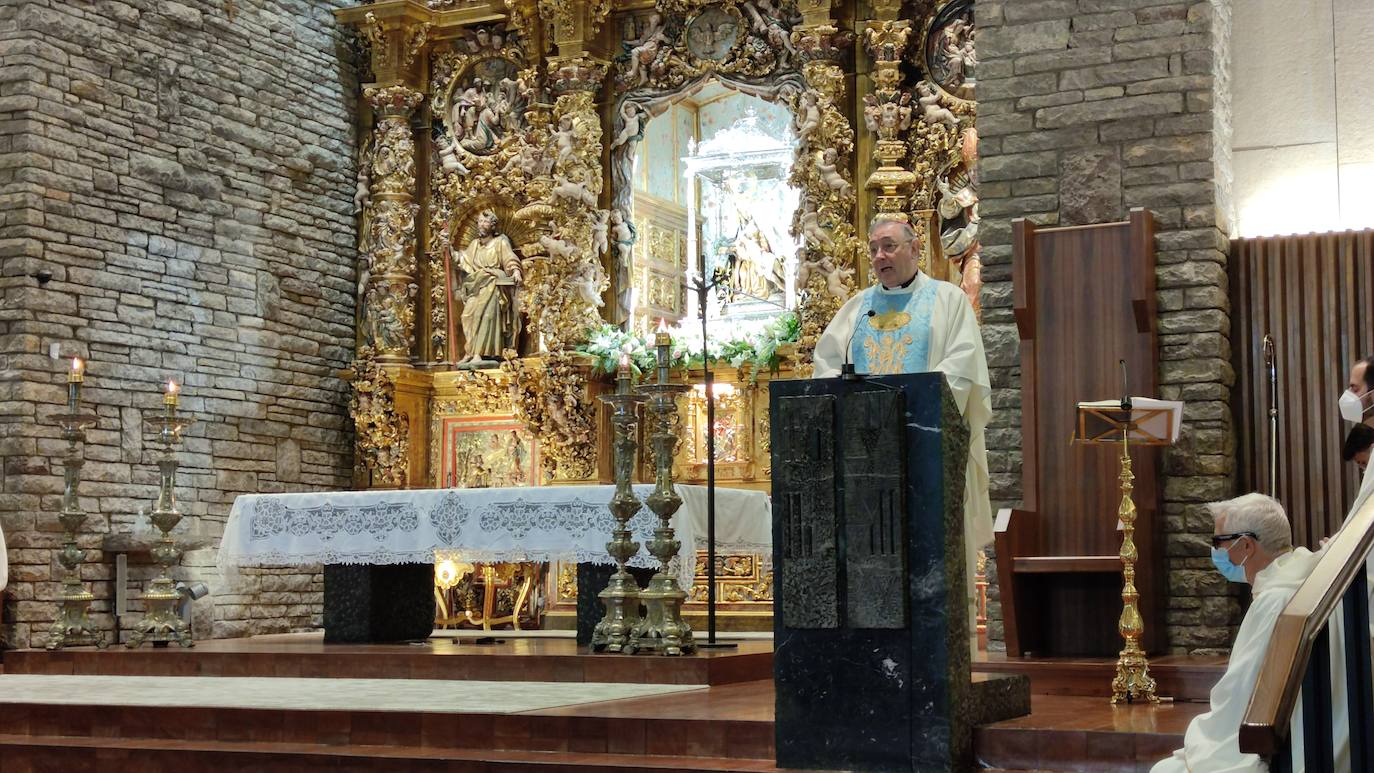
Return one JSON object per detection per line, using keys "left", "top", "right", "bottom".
{"left": 3, "top": 638, "right": 773, "bottom": 686}
{"left": 0, "top": 735, "right": 802, "bottom": 773}
{"left": 0, "top": 702, "right": 774, "bottom": 761}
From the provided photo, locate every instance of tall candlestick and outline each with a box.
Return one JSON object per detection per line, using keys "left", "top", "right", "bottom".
{"left": 48, "top": 356, "right": 104, "bottom": 650}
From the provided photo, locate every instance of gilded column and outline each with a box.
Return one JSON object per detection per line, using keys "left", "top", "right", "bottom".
{"left": 361, "top": 85, "right": 424, "bottom": 363}
{"left": 861, "top": 7, "right": 916, "bottom": 223}
{"left": 791, "top": 7, "right": 858, "bottom": 360}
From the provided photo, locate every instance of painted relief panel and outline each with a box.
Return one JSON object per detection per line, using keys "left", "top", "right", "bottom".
{"left": 436, "top": 416, "right": 541, "bottom": 489}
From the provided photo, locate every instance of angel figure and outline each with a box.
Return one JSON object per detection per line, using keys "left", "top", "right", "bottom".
{"left": 862, "top": 93, "right": 881, "bottom": 133}
{"left": 553, "top": 115, "right": 577, "bottom": 165}
{"left": 552, "top": 174, "right": 598, "bottom": 207}
{"left": 799, "top": 202, "right": 833, "bottom": 248}
{"left": 621, "top": 38, "right": 661, "bottom": 88}
{"left": 539, "top": 233, "right": 579, "bottom": 260}
{"left": 610, "top": 101, "right": 648, "bottom": 150}
{"left": 796, "top": 254, "right": 852, "bottom": 299}
{"left": 815, "top": 148, "right": 852, "bottom": 197}
{"left": 591, "top": 209, "right": 610, "bottom": 256}
{"left": 564, "top": 260, "right": 606, "bottom": 308}
{"left": 626, "top": 12, "right": 666, "bottom": 48}
{"left": 437, "top": 136, "right": 470, "bottom": 176}
{"left": 763, "top": 20, "right": 797, "bottom": 66}
{"left": 794, "top": 91, "right": 822, "bottom": 140}
{"left": 917, "top": 82, "right": 960, "bottom": 129}
{"left": 609, "top": 209, "right": 636, "bottom": 267}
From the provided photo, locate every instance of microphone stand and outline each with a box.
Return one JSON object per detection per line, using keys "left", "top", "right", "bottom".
{"left": 685, "top": 272, "right": 736, "bottom": 649}
{"left": 1262, "top": 334, "right": 1277, "bottom": 497}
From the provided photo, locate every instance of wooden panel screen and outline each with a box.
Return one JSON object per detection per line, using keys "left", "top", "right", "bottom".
{"left": 999, "top": 209, "right": 1163, "bottom": 656}
{"left": 1232, "top": 230, "right": 1374, "bottom": 549}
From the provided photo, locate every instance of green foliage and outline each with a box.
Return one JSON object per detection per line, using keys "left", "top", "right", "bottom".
{"left": 576, "top": 312, "right": 800, "bottom": 381}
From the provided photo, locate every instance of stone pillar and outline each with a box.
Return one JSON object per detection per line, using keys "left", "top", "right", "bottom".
{"left": 976, "top": 0, "right": 1237, "bottom": 652}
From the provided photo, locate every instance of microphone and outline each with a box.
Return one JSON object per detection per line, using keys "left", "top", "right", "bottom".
{"left": 1119, "top": 358, "right": 1132, "bottom": 412}
{"left": 841, "top": 310, "right": 876, "bottom": 381}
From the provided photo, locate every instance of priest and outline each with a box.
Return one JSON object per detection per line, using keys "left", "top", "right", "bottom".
{"left": 813, "top": 217, "right": 992, "bottom": 655}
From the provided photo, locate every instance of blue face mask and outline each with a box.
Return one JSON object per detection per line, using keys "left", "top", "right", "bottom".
{"left": 1211, "top": 544, "right": 1250, "bottom": 583}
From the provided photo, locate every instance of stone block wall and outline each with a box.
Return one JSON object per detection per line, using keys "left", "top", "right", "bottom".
{"left": 976, "top": 0, "right": 1240, "bottom": 653}
{"left": 0, "top": 0, "right": 359, "bottom": 648}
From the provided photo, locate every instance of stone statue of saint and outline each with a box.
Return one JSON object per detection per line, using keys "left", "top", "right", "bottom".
{"left": 455, "top": 210, "right": 523, "bottom": 366}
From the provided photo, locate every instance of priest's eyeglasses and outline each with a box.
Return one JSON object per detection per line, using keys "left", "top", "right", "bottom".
{"left": 1210, "top": 531, "right": 1257, "bottom": 547}
{"left": 868, "top": 239, "right": 912, "bottom": 257}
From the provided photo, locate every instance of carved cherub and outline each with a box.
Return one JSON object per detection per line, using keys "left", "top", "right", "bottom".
{"left": 794, "top": 91, "right": 822, "bottom": 140}
{"left": 539, "top": 233, "right": 578, "bottom": 260}
{"left": 564, "top": 260, "right": 606, "bottom": 308}
{"left": 609, "top": 209, "right": 635, "bottom": 265}
{"left": 621, "top": 38, "right": 660, "bottom": 88}
{"left": 553, "top": 115, "right": 577, "bottom": 165}
{"left": 917, "top": 82, "right": 960, "bottom": 129}
{"left": 437, "top": 136, "right": 470, "bottom": 176}
{"left": 552, "top": 174, "right": 598, "bottom": 207}
{"left": 610, "top": 101, "right": 648, "bottom": 150}
{"left": 815, "top": 148, "right": 852, "bottom": 197}
{"left": 763, "top": 20, "right": 796, "bottom": 66}
{"left": 862, "top": 94, "right": 881, "bottom": 133}
{"left": 796, "top": 254, "right": 852, "bottom": 299}
{"left": 591, "top": 209, "right": 610, "bottom": 256}
{"left": 799, "top": 202, "right": 833, "bottom": 248}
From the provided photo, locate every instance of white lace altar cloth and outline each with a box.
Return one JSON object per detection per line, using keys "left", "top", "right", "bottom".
{"left": 217, "top": 484, "right": 771, "bottom": 592}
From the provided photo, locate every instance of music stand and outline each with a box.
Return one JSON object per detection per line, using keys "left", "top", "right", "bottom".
{"left": 1074, "top": 396, "right": 1181, "bottom": 704}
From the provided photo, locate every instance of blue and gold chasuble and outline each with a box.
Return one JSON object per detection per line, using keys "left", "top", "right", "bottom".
{"left": 848, "top": 279, "right": 940, "bottom": 375}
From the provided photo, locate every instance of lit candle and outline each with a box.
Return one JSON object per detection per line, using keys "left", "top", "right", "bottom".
{"left": 164, "top": 379, "right": 179, "bottom": 417}
{"left": 655, "top": 319, "right": 671, "bottom": 384}
{"left": 617, "top": 353, "right": 632, "bottom": 394}
{"left": 67, "top": 357, "right": 84, "bottom": 411}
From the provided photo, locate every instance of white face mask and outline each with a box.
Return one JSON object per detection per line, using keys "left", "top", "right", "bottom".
{"left": 1340, "top": 389, "right": 1369, "bottom": 423}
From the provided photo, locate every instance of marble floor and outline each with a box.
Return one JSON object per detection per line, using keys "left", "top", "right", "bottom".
{"left": 0, "top": 674, "right": 705, "bottom": 714}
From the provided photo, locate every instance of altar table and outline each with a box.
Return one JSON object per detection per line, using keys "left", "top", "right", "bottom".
{"left": 217, "top": 484, "right": 772, "bottom": 593}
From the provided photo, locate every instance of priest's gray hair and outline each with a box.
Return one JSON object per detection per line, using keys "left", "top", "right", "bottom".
{"left": 868, "top": 218, "right": 918, "bottom": 243}
{"left": 1206, "top": 493, "right": 1293, "bottom": 553}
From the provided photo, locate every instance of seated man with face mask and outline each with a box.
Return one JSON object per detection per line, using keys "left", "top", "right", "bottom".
{"left": 1151, "top": 493, "right": 1343, "bottom": 773}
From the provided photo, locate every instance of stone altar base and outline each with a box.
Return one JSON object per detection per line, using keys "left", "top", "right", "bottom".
{"left": 324, "top": 563, "right": 436, "bottom": 643}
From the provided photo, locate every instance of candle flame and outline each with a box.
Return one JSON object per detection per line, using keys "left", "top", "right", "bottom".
{"left": 166, "top": 379, "right": 178, "bottom": 395}
{"left": 657, "top": 318, "right": 667, "bottom": 332}
{"left": 72, "top": 357, "right": 83, "bottom": 372}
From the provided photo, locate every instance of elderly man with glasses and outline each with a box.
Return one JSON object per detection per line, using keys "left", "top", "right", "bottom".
{"left": 1152, "top": 493, "right": 1349, "bottom": 772}
{"left": 813, "top": 216, "right": 991, "bottom": 659}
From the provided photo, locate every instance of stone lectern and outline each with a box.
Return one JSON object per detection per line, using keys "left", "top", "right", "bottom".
{"left": 771, "top": 373, "right": 972, "bottom": 772}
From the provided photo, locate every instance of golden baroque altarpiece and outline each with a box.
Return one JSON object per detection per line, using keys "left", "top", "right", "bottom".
{"left": 336, "top": 0, "right": 979, "bottom": 625}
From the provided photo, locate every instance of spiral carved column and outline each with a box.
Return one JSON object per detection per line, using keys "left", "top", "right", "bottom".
{"left": 362, "top": 85, "right": 424, "bottom": 363}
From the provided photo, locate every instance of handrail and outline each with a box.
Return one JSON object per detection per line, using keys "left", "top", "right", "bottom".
{"left": 1239, "top": 489, "right": 1374, "bottom": 755}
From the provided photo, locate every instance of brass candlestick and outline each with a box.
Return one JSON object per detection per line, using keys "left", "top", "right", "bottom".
{"left": 627, "top": 328, "right": 695, "bottom": 656}
{"left": 591, "top": 357, "right": 647, "bottom": 653}
{"left": 46, "top": 358, "right": 106, "bottom": 650}
{"left": 127, "top": 381, "right": 196, "bottom": 649}
{"left": 1110, "top": 429, "right": 1158, "bottom": 704}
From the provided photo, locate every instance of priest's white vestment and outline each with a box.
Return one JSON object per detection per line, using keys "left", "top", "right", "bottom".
{"left": 1150, "top": 547, "right": 1350, "bottom": 773}
{"left": 813, "top": 272, "right": 993, "bottom": 653}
